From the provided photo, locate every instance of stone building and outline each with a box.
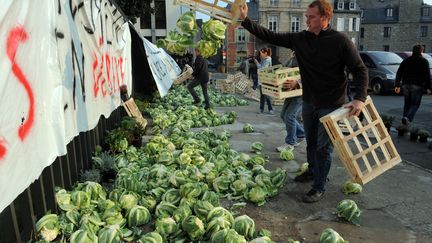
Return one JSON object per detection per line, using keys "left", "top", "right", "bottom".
{"left": 256, "top": 0, "right": 362, "bottom": 65}
{"left": 358, "top": 0, "right": 432, "bottom": 52}
{"left": 226, "top": 0, "right": 259, "bottom": 72}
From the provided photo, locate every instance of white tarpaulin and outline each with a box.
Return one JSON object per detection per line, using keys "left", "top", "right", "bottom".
{"left": 142, "top": 37, "right": 181, "bottom": 97}
{"left": 0, "top": 0, "right": 132, "bottom": 213}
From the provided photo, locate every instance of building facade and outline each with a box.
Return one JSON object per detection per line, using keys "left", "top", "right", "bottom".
{"left": 133, "top": 0, "right": 187, "bottom": 43}
{"left": 257, "top": 0, "right": 362, "bottom": 65}
{"left": 226, "top": 0, "right": 259, "bottom": 72}
{"left": 358, "top": 0, "right": 432, "bottom": 52}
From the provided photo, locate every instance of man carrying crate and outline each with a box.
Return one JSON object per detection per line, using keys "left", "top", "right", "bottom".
{"left": 240, "top": 0, "right": 368, "bottom": 203}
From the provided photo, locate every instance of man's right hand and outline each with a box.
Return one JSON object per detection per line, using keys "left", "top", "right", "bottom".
{"left": 240, "top": 3, "right": 248, "bottom": 21}
{"left": 394, "top": 87, "right": 400, "bottom": 94}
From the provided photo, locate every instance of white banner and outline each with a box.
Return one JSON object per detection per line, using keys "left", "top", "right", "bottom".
{"left": 0, "top": 0, "right": 132, "bottom": 213}
{"left": 142, "top": 37, "right": 181, "bottom": 97}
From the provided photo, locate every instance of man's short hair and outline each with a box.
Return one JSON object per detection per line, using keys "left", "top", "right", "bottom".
{"left": 412, "top": 45, "right": 424, "bottom": 56}
{"left": 309, "top": 0, "right": 333, "bottom": 20}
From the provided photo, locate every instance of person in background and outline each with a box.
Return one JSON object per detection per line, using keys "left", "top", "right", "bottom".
{"left": 239, "top": 56, "right": 250, "bottom": 75}
{"left": 188, "top": 48, "right": 211, "bottom": 109}
{"left": 395, "top": 44, "right": 431, "bottom": 126}
{"left": 255, "top": 47, "right": 274, "bottom": 114}
{"left": 249, "top": 52, "right": 259, "bottom": 90}
{"left": 240, "top": 0, "right": 368, "bottom": 203}
{"left": 276, "top": 53, "right": 305, "bottom": 152}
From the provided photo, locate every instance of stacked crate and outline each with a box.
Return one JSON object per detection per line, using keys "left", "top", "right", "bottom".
{"left": 320, "top": 96, "right": 402, "bottom": 185}
{"left": 258, "top": 65, "right": 302, "bottom": 99}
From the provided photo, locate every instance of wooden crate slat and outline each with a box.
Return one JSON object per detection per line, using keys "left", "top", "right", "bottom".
{"left": 122, "top": 98, "right": 148, "bottom": 129}
{"left": 174, "top": 64, "right": 193, "bottom": 85}
{"left": 258, "top": 65, "right": 300, "bottom": 86}
{"left": 261, "top": 84, "right": 302, "bottom": 99}
{"left": 319, "top": 96, "right": 402, "bottom": 185}
{"left": 173, "top": 0, "right": 245, "bottom": 24}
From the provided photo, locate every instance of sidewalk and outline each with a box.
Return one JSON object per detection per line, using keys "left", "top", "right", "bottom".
{"left": 215, "top": 100, "right": 432, "bottom": 243}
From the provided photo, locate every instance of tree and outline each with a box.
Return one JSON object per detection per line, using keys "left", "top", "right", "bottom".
{"left": 114, "top": 0, "right": 154, "bottom": 23}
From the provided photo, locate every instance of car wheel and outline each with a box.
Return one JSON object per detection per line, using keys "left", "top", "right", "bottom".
{"left": 371, "top": 79, "right": 383, "bottom": 94}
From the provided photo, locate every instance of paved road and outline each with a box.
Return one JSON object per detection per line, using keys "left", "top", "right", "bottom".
{"left": 370, "top": 93, "right": 432, "bottom": 170}
{"left": 370, "top": 93, "right": 432, "bottom": 132}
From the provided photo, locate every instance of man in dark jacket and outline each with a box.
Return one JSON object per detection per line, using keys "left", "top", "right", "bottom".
{"left": 240, "top": 0, "right": 368, "bottom": 203}
{"left": 395, "top": 45, "right": 431, "bottom": 125}
{"left": 188, "top": 48, "right": 210, "bottom": 109}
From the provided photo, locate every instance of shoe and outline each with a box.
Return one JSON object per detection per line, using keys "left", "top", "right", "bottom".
{"left": 193, "top": 100, "right": 201, "bottom": 105}
{"left": 257, "top": 110, "right": 264, "bottom": 114}
{"left": 294, "top": 170, "right": 314, "bottom": 182}
{"left": 302, "top": 189, "right": 325, "bottom": 203}
{"left": 276, "top": 143, "right": 294, "bottom": 152}
{"left": 402, "top": 117, "right": 410, "bottom": 125}
{"left": 269, "top": 110, "right": 274, "bottom": 115}
{"left": 294, "top": 137, "right": 305, "bottom": 147}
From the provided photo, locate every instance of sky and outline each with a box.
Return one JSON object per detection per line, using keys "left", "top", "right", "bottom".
{"left": 425, "top": 0, "right": 432, "bottom": 5}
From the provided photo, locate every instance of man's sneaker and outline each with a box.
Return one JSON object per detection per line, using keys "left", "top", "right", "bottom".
{"left": 294, "top": 170, "right": 314, "bottom": 182}
{"left": 276, "top": 143, "right": 294, "bottom": 152}
{"left": 402, "top": 117, "right": 410, "bottom": 125}
{"left": 258, "top": 110, "right": 264, "bottom": 114}
{"left": 193, "top": 100, "right": 201, "bottom": 105}
{"left": 269, "top": 110, "right": 275, "bottom": 115}
{"left": 302, "top": 189, "right": 325, "bottom": 203}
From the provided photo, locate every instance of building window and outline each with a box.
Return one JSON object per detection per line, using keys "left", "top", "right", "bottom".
{"left": 337, "top": 1, "right": 344, "bottom": 10}
{"left": 349, "top": 18, "right": 358, "bottom": 32}
{"left": 386, "top": 8, "right": 393, "bottom": 17}
{"left": 236, "top": 28, "right": 247, "bottom": 42}
{"left": 360, "top": 27, "right": 364, "bottom": 38}
{"left": 422, "top": 7, "right": 430, "bottom": 17}
{"left": 384, "top": 27, "right": 391, "bottom": 38}
{"left": 420, "top": 26, "right": 428, "bottom": 37}
{"left": 383, "top": 45, "right": 390, "bottom": 51}
{"left": 291, "top": 17, "right": 300, "bottom": 32}
{"left": 349, "top": 1, "right": 356, "bottom": 10}
{"left": 268, "top": 16, "right": 278, "bottom": 31}
{"left": 269, "top": 0, "right": 278, "bottom": 6}
{"left": 292, "top": 0, "right": 300, "bottom": 8}
{"left": 155, "top": 0, "right": 167, "bottom": 29}
{"left": 349, "top": 0, "right": 356, "bottom": 10}
{"left": 337, "top": 18, "right": 345, "bottom": 31}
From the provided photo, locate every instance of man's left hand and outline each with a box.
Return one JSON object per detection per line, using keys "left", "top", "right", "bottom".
{"left": 283, "top": 79, "right": 298, "bottom": 90}
{"left": 344, "top": 99, "right": 365, "bottom": 117}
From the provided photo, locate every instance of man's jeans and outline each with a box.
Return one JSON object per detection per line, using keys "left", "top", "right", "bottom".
{"left": 187, "top": 79, "right": 210, "bottom": 108}
{"left": 280, "top": 97, "right": 305, "bottom": 145}
{"left": 302, "top": 101, "right": 338, "bottom": 192}
{"left": 402, "top": 84, "right": 423, "bottom": 122}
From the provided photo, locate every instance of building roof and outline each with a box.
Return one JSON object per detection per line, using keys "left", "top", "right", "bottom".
{"left": 361, "top": 7, "right": 399, "bottom": 23}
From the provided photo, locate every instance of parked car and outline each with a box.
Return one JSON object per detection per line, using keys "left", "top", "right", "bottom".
{"left": 359, "top": 51, "right": 403, "bottom": 94}
{"left": 393, "top": 51, "right": 432, "bottom": 88}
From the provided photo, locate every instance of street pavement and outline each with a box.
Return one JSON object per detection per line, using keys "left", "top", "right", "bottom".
{"left": 214, "top": 97, "right": 432, "bottom": 243}
{"left": 371, "top": 94, "right": 432, "bottom": 170}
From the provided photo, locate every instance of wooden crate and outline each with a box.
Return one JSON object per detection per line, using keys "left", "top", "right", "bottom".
{"left": 174, "top": 64, "right": 193, "bottom": 84}
{"left": 319, "top": 96, "right": 401, "bottom": 185}
{"left": 261, "top": 84, "right": 302, "bottom": 99}
{"left": 272, "top": 98, "right": 285, "bottom": 106}
{"left": 258, "top": 65, "right": 300, "bottom": 86}
{"left": 244, "top": 89, "right": 260, "bottom": 101}
{"left": 235, "top": 77, "right": 250, "bottom": 94}
{"left": 173, "top": 0, "right": 246, "bottom": 24}
{"left": 122, "top": 98, "right": 148, "bottom": 129}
